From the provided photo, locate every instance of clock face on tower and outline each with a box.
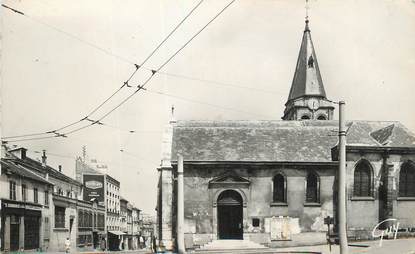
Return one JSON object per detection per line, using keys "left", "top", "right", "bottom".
{"left": 307, "top": 98, "right": 320, "bottom": 110}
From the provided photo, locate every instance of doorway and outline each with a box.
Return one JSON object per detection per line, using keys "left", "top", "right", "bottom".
{"left": 10, "top": 215, "right": 20, "bottom": 251}
{"left": 24, "top": 215, "right": 40, "bottom": 250}
{"left": 217, "top": 190, "right": 243, "bottom": 239}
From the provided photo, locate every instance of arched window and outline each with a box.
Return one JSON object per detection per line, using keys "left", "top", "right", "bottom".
{"left": 306, "top": 172, "right": 319, "bottom": 203}
{"left": 301, "top": 115, "right": 310, "bottom": 120}
{"left": 273, "top": 173, "right": 286, "bottom": 203}
{"left": 399, "top": 161, "right": 415, "bottom": 197}
{"left": 354, "top": 160, "right": 372, "bottom": 197}
{"left": 317, "top": 115, "right": 327, "bottom": 120}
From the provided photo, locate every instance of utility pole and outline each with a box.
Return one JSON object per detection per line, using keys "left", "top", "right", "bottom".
{"left": 338, "top": 101, "right": 348, "bottom": 253}
{"left": 177, "top": 155, "right": 185, "bottom": 254}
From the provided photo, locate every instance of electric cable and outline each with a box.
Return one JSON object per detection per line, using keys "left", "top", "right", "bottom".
{"left": 2, "top": 1, "right": 205, "bottom": 139}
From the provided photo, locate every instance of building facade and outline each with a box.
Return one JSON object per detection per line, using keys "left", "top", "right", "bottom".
{"left": 157, "top": 19, "right": 415, "bottom": 251}
{"left": 75, "top": 158, "right": 123, "bottom": 250}
{"left": 6, "top": 148, "right": 84, "bottom": 252}
{"left": 132, "top": 207, "right": 141, "bottom": 249}
{"left": 4, "top": 148, "right": 113, "bottom": 252}
{"left": 76, "top": 199, "right": 106, "bottom": 251}
{"left": 105, "top": 175, "right": 121, "bottom": 232}
{"left": 0, "top": 158, "right": 53, "bottom": 252}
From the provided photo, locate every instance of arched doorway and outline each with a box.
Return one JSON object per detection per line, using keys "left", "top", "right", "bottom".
{"left": 217, "top": 190, "right": 243, "bottom": 239}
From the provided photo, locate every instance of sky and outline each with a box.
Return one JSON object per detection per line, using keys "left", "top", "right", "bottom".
{"left": 2, "top": 0, "right": 415, "bottom": 215}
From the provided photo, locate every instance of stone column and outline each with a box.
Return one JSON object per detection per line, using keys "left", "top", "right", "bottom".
{"left": 177, "top": 155, "right": 185, "bottom": 254}
{"left": 160, "top": 167, "right": 173, "bottom": 251}
{"left": 39, "top": 215, "right": 44, "bottom": 251}
{"left": 19, "top": 216, "right": 24, "bottom": 250}
{"left": 385, "top": 163, "right": 396, "bottom": 219}
{"left": 158, "top": 118, "right": 175, "bottom": 251}
{"left": 4, "top": 215, "right": 10, "bottom": 251}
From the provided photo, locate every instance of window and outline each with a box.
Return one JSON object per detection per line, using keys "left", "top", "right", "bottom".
{"left": 44, "top": 217, "right": 50, "bottom": 239}
{"left": 22, "top": 184, "right": 27, "bottom": 201}
{"left": 354, "top": 160, "right": 372, "bottom": 197}
{"left": 55, "top": 206, "right": 66, "bottom": 228}
{"left": 252, "top": 218, "right": 260, "bottom": 227}
{"left": 306, "top": 172, "right": 319, "bottom": 203}
{"left": 399, "top": 161, "right": 415, "bottom": 197}
{"left": 9, "top": 181, "right": 17, "bottom": 200}
{"left": 308, "top": 55, "right": 314, "bottom": 68}
{"left": 44, "top": 190, "right": 49, "bottom": 205}
{"left": 79, "top": 210, "right": 84, "bottom": 228}
{"left": 301, "top": 115, "right": 310, "bottom": 120}
{"left": 273, "top": 173, "right": 286, "bottom": 203}
{"left": 317, "top": 115, "right": 327, "bottom": 120}
{"left": 98, "top": 214, "right": 105, "bottom": 230}
{"left": 34, "top": 188, "right": 38, "bottom": 203}
{"left": 89, "top": 213, "right": 93, "bottom": 228}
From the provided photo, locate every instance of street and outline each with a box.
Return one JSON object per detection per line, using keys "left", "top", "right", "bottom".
{"left": 189, "top": 238, "right": 415, "bottom": 254}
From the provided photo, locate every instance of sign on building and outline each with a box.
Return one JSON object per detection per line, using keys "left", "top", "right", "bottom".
{"left": 270, "top": 216, "right": 292, "bottom": 240}
{"left": 83, "top": 174, "right": 105, "bottom": 205}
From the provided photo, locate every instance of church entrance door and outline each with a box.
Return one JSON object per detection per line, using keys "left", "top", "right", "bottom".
{"left": 217, "top": 190, "right": 243, "bottom": 239}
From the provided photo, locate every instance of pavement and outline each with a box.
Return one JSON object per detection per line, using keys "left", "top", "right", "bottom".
{"left": 190, "top": 238, "right": 415, "bottom": 254}
{"left": 271, "top": 238, "right": 415, "bottom": 254}
{"left": 5, "top": 239, "right": 415, "bottom": 253}
{"left": 3, "top": 249, "right": 152, "bottom": 254}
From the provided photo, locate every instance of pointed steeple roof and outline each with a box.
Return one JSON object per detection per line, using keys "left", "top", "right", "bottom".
{"left": 287, "top": 19, "right": 326, "bottom": 102}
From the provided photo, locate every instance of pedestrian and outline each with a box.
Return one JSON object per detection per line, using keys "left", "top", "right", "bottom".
{"left": 140, "top": 235, "right": 145, "bottom": 249}
{"left": 65, "top": 237, "right": 71, "bottom": 253}
{"left": 100, "top": 237, "right": 106, "bottom": 251}
{"left": 152, "top": 235, "right": 157, "bottom": 253}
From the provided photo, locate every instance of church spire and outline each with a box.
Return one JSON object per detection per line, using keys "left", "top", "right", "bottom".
{"left": 287, "top": 18, "right": 326, "bottom": 102}
{"left": 282, "top": 16, "right": 334, "bottom": 121}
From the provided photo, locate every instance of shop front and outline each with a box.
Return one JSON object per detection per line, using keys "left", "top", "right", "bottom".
{"left": 1, "top": 200, "right": 42, "bottom": 252}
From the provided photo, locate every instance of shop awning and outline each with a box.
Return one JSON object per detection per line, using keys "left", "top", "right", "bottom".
{"left": 108, "top": 231, "right": 126, "bottom": 236}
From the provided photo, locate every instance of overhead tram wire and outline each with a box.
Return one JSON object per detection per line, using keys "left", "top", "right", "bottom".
{"left": 2, "top": 135, "right": 61, "bottom": 143}
{"left": 143, "top": 88, "right": 274, "bottom": 119}
{"left": 1, "top": 1, "right": 204, "bottom": 140}
{"left": 4, "top": 1, "right": 238, "bottom": 140}
{"left": 2, "top": 2, "right": 284, "bottom": 95}
{"left": 83, "top": 0, "right": 204, "bottom": 118}
{"left": 2, "top": 1, "right": 282, "bottom": 116}
{"left": 2, "top": 1, "right": 279, "bottom": 95}
{"left": 59, "top": 0, "right": 237, "bottom": 137}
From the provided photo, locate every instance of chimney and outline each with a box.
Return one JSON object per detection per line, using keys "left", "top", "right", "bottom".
{"left": 41, "top": 150, "right": 47, "bottom": 167}
{"left": 58, "top": 165, "right": 62, "bottom": 172}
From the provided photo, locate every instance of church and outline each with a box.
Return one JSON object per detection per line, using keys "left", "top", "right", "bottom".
{"left": 156, "top": 18, "right": 415, "bottom": 251}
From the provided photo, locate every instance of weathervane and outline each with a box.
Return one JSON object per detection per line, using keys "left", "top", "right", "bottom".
{"left": 305, "top": 0, "right": 310, "bottom": 21}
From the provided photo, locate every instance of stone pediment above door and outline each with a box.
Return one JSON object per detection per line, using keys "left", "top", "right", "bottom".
{"left": 208, "top": 171, "right": 250, "bottom": 189}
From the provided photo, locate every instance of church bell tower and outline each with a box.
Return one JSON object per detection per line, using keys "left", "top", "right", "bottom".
{"left": 282, "top": 18, "right": 334, "bottom": 121}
